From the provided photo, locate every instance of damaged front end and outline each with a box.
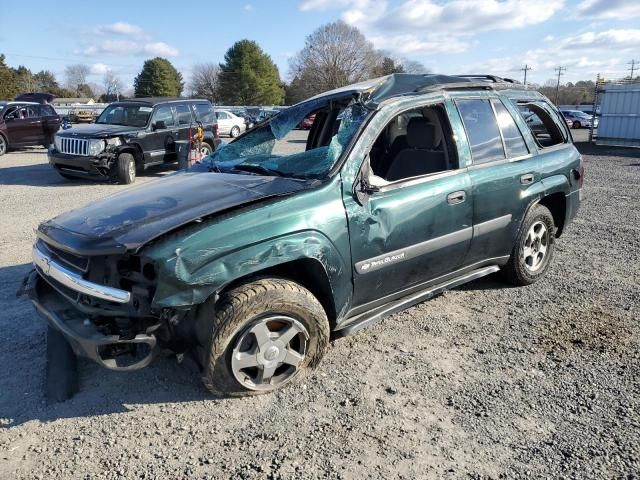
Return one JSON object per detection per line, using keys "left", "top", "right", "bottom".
{"left": 23, "top": 236, "right": 197, "bottom": 370}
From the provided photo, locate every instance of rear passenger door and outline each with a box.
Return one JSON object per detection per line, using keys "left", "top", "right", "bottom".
{"left": 174, "top": 103, "right": 193, "bottom": 144}
{"left": 39, "top": 104, "right": 61, "bottom": 144}
{"left": 454, "top": 96, "right": 535, "bottom": 264}
{"left": 148, "top": 104, "right": 178, "bottom": 163}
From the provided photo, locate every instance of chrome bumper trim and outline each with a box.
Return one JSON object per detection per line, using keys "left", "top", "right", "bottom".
{"left": 32, "top": 245, "right": 131, "bottom": 304}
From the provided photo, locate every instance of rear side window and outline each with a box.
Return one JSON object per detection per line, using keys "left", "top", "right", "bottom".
{"left": 516, "top": 102, "right": 566, "bottom": 148}
{"left": 40, "top": 105, "right": 57, "bottom": 116}
{"left": 456, "top": 98, "right": 505, "bottom": 164}
{"left": 193, "top": 103, "right": 214, "bottom": 123}
{"left": 491, "top": 99, "right": 528, "bottom": 158}
{"left": 175, "top": 104, "right": 192, "bottom": 125}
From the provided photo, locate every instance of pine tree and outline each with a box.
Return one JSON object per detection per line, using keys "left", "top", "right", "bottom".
{"left": 134, "top": 57, "right": 184, "bottom": 97}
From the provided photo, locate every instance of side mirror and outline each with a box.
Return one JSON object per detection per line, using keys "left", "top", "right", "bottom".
{"left": 153, "top": 120, "right": 166, "bottom": 130}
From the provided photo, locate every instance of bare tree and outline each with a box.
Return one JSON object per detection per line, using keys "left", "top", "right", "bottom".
{"left": 64, "top": 64, "right": 90, "bottom": 95}
{"left": 188, "top": 63, "right": 220, "bottom": 102}
{"left": 400, "top": 59, "right": 429, "bottom": 74}
{"left": 103, "top": 69, "right": 124, "bottom": 101}
{"left": 289, "top": 21, "right": 379, "bottom": 96}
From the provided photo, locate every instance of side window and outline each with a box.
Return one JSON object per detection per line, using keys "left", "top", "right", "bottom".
{"left": 175, "top": 104, "right": 192, "bottom": 125}
{"left": 152, "top": 105, "right": 175, "bottom": 128}
{"left": 368, "top": 103, "right": 458, "bottom": 182}
{"left": 491, "top": 99, "right": 529, "bottom": 158}
{"left": 456, "top": 98, "right": 505, "bottom": 164}
{"left": 40, "top": 105, "right": 57, "bottom": 116}
{"left": 516, "top": 102, "right": 566, "bottom": 148}
{"left": 193, "top": 104, "right": 214, "bottom": 123}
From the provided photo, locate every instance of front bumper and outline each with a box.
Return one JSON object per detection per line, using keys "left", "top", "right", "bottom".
{"left": 22, "top": 270, "right": 157, "bottom": 371}
{"left": 48, "top": 148, "right": 114, "bottom": 178}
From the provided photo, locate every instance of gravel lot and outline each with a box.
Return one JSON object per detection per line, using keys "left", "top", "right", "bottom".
{"left": 0, "top": 130, "right": 638, "bottom": 479}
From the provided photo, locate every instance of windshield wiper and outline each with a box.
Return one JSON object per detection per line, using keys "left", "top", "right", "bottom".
{"left": 233, "top": 164, "right": 283, "bottom": 177}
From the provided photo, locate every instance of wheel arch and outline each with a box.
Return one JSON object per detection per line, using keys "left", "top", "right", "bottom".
{"left": 117, "top": 143, "right": 145, "bottom": 169}
{"left": 520, "top": 174, "right": 570, "bottom": 238}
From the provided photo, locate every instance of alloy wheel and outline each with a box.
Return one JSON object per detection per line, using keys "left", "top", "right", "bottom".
{"left": 522, "top": 221, "right": 549, "bottom": 272}
{"left": 230, "top": 315, "right": 309, "bottom": 391}
{"left": 0, "top": 136, "right": 6, "bottom": 155}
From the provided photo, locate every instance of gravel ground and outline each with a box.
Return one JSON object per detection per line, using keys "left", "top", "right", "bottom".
{"left": 0, "top": 130, "right": 638, "bottom": 479}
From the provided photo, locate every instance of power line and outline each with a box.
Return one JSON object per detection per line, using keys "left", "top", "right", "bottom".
{"left": 554, "top": 66, "right": 566, "bottom": 104}
{"left": 521, "top": 64, "right": 532, "bottom": 85}
{"left": 628, "top": 59, "right": 639, "bottom": 79}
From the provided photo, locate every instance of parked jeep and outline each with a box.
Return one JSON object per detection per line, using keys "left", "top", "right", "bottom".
{"left": 22, "top": 74, "right": 583, "bottom": 399}
{"left": 48, "top": 98, "right": 220, "bottom": 184}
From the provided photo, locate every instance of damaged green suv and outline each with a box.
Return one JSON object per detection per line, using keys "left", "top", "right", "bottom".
{"left": 23, "top": 74, "right": 582, "bottom": 399}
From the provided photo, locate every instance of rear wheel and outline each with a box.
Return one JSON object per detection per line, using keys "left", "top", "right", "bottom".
{"left": 501, "top": 204, "right": 555, "bottom": 286}
{"left": 199, "top": 278, "right": 329, "bottom": 397}
{"left": 230, "top": 126, "right": 240, "bottom": 138}
{"left": 199, "top": 142, "right": 213, "bottom": 157}
{"left": 0, "top": 134, "right": 7, "bottom": 156}
{"left": 117, "top": 152, "right": 136, "bottom": 184}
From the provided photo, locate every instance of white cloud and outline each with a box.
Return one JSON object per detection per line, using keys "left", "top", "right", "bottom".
{"left": 299, "top": 0, "right": 354, "bottom": 11}
{"left": 89, "top": 63, "right": 110, "bottom": 75}
{"left": 81, "top": 40, "right": 179, "bottom": 57}
{"left": 96, "top": 22, "right": 144, "bottom": 37}
{"left": 557, "top": 29, "right": 640, "bottom": 50}
{"left": 576, "top": 0, "right": 640, "bottom": 20}
{"left": 243, "top": 3, "right": 254, "bottom": 11}
{"left": 369, "top": 34, "right": 469, "bottom": 55}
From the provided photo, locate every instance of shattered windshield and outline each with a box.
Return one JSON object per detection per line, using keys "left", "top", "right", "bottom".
{"left": 203, "top": 97, "right": 370, "bottom": 180}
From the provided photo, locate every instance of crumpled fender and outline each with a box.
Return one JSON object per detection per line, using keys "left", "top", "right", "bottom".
{"left": 142, "top": 176, "right": 353, "bottom": 319}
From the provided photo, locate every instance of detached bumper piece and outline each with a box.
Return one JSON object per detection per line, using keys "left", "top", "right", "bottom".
{"left": 24, "top": 270, "right": 157, "bottom": 371}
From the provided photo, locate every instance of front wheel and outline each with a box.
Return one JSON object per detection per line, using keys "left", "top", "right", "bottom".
{"left": 501, "top": 204, "right": 555, "bottom": 286}
{"left": 199, "top": 279, "right": 329, "bottom": 397}
{"left": 230, "top": 126, "right": 240, "bottom": 138}
{"left": 117, "top": 152, "right": 136, "bottom": 184}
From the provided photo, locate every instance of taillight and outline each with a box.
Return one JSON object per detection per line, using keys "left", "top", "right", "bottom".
{"left": 212, "top": 124, "right": 219, "bottom": 139}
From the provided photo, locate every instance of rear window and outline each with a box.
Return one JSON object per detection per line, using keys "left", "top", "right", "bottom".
{"left": 456, "top": 98, "right": 505, "bottom": 164}
{"left": 192, "top": 103, "right": 215, "bottom": 123}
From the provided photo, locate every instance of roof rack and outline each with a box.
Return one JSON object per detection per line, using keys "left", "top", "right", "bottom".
{"left": 456, "top": 75, "right": 521, "bottom": 84}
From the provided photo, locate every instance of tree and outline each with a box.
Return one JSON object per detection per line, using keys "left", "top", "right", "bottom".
{"left": 372, "top": 56, "right": 405, "bottom": 77}
{"left": 101, "top": 69, "right": 124, "bottom": 102}
{"left": 134, "top": 57, "right": 184, "bottom": 97}
{"left": 64, "top": 64, "right": 90, "bottom": 95}
{"left": 188, "top": 63, "right": 221, "bottom": 103}
{"left": 0, "top": 54, "right": 19, "bottom": 100}
{"left": 218, "top": 40, "right": 284, "bottom": 105}
{"left": 289, "top": 21, "right": 378, "bottom": 96}
{"left": 14, "top": 65, "right": 34, "bottom": 92}
{"left": 33, "top": 70, "right": 60, "bottom": 92}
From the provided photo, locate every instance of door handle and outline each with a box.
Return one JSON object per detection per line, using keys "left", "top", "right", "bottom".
{"left": 520, "top": 173, "right": 534, "bottom": 185}
{"left": 447, "top": 191, "right": 466, "bottom": 205}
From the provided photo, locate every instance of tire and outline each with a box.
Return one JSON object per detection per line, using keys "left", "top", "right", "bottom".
{"left": 230, "top": 126, "right": 240, "bottom": 138}
{"left": 199, "top": 142, "right": 213, "bottom": 157}
{"left": 0, "top": 134, "right": 7, "bottom": 156}
{"left": 501, "top": 204, "right": 556, "bottom": 286}
{"left": 199, "top": 278, "right": 329, "bottom": 397}
{"left": 573, "top": 121, "right": 581, "bottom": 129}
{"left": 117, "top": 152, "right": 136, "bottom": 184}
{"left": 46, "top": 326, "right": 79, "bottom": 403}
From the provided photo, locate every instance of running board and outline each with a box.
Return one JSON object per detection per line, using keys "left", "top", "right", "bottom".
{"left": 333, "top": 265, "right": 500, "bottom": 338}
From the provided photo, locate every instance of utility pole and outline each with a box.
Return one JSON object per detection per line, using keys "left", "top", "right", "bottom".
{"left": 628, "top": 59, "right": 638, "bottom": 79}
{"left": 554, "top": 66, "right": 566, "bottom": 104}
{"left": 521, "top": 64, "right": 532, "bottom": 85}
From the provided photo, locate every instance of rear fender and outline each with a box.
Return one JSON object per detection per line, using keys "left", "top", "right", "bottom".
{"left": 518, "top": 174, "right": 570, "bottom": 237}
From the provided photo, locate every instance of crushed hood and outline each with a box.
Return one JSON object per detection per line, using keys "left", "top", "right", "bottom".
{"left": 38, "top": 172, "right": 310, "bottom": 255}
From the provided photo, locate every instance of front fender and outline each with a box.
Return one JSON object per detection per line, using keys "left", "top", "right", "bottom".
{"left": 148, "top": 230, "right": 350, "bottom": 313}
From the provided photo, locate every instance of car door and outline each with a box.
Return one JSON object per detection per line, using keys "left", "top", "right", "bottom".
{"left": 216, "top": 111, "right": 232, "bottom": 135}
{"left": 147, "top": 104, "right": 178, "bottom": 163}
{"left": 4, "top": 105, "right": 41, "bottom": 145}
{"left": 453, "top": 96, "right": 539, "bottom": 264}
{"left": 39, "top": 104, "right": 61, "bottom": 145}
{"left": 344, "top": 100, "right": 473, "bottom": 308}
{"left": 174, "top": 103, "right": 193, "bottom": 143}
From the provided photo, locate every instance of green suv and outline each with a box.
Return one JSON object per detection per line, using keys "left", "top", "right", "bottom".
{"left": 23, "top": 74, "right": 583, "bottom": 399}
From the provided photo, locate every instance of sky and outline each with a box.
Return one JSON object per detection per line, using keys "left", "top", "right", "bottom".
{"left": 1, "top": 0, "right": 639, "bottom": 93}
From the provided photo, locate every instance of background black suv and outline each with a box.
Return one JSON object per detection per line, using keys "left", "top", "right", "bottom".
{"left": 49, "top": 98, "right": 220, "bottom": 184}
{"left": 0, "top": 101, "right": 61, "bottom": 156}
